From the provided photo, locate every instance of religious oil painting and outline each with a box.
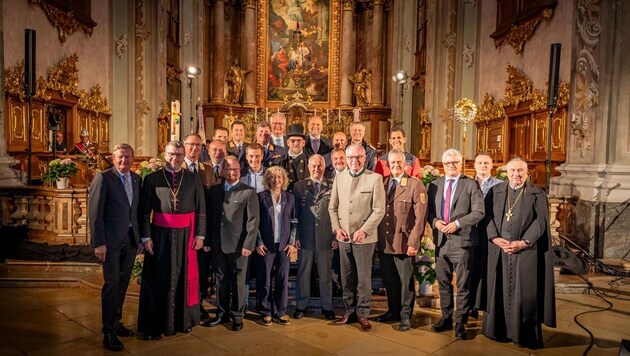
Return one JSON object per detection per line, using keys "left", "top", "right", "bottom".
{"left": 267, "top": 0, "right": 330, "bottom": 102}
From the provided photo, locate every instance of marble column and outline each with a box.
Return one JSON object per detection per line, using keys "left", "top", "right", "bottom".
{"left": 242, "top": 0, "right": 256, "bottom": 105}
{"left": 0, "top": 9, "right": 23, "bottom": 186}
{"left": 211, "top": 0, "right": 226, "bottom": 103}
{"left": 370, "top": 0, "right": 384, "bottom": 106}
{"left": 339, "top": 0, "right": 355, "bottom": 107}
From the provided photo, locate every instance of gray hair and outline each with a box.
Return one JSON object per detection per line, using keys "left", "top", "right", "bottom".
{"left": 112, "top": 143, "right": 134, "bottom": 156}
{"left": 345, "top": 143, "right": 366, "bottom": 156}
{"left": 442, "top": 148, "right": 462, "bottom": 162}
{"left": 166, "top": 141, "right": 184, "bottom": 151}
{"left": 387, "top": 149, "right": 405, "bottom": 161}
{"left": 308, "top": 154, "right": 325, "bottom": 165}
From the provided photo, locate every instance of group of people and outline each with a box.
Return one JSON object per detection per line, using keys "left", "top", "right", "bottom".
{"left": 89, "top": 113, "right": 556, "bottom": 352}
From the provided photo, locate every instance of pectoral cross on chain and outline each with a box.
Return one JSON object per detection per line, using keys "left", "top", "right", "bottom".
{"left": 505, "top": 211, "right": 513, "bottom": 222}
{"left": 172, "top": 195, "right": 179, "bottom": 212}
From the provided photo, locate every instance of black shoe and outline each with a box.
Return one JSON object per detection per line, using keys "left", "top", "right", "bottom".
{"left": 293, "top": 309, "right": 305, "bottom": 319}
{"left": 322, "top": 310, "right": 336, "bottom": 320}
{"left": 469, "top": 310, "right": 479, "bottom": 320}
{"left": 142, "top": 333, "right": 161, "bottom": 341}
{"left": 114, "top": 324, "right": 134, "bottom": 337}
{"left": 200, "top": 310, "right": 210, "bottom": 323}
{"left": 232, "top": 320, "right": 243, "bottom": 331}
{"left": 103, "top": 333, "right": 124, "bottom": 351}
{"left": 431, "top": 318, "right": 453, "bottom": 332}
{"left": 455, "top": 323, "right": 467, "bottom": 340}
{"left": 202, "top": 314, "right": 230, "bottom": 327}
{"left": 399, "top": 318, "right": 411, "bottom": 332}
{"left": 375, "top": 311, "right": 401, "bottom": 323}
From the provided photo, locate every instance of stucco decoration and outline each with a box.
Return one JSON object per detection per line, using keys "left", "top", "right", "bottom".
{"left": 442, "top": 32, "right": 456, "bottom": 49}
{"left": 27, "top": 0, "right": 96, "bottom": 42}
{"left": 494, "top": 8, "right": 554, "bottom": 54}
{"left": 115, "top": 34, "right": 129, "bottom": 59}
{"left": 572, "top": 0, "right": 600, "bottom": 157}
{"left": 463, "top": 44, "right": 474, "bottom": 68}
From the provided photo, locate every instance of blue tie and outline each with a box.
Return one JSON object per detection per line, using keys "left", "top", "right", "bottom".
{"left": 123, "top": 174, "right": 133, "bottom": 206}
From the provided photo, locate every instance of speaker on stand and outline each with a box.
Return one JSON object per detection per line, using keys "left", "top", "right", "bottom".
{"left": 25, "top": 29, "right": 36, "bottom": 185}
{"left": 546, "top": 43, "right": 561, "bottom": 193}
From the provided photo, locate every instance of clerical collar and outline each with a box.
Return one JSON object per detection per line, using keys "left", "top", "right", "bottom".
{"left": 164, "top": 167, "right": 183, "bottom": 173}
{"left": 289, "top": 151, "right": 303, "bottom": 159}
{"left": 509, "top": 183, "right": 525, "bottom": 190}
{"left": 349, "top": 168, "right": 366, "bottom": 178}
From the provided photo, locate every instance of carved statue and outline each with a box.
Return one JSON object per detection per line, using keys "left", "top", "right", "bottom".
{"left": 349, "top": 67, "right": 371, "bottom": 107}
{"left": 225, "top": 60, "right": 247, "bottom": 104}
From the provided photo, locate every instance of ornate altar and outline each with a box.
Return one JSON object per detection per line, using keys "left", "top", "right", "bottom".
{"left": 474, "top": 64, "right": 569, "bottom": 188}
{"left": 4, "top": 53, "right": 111, "bottom": 181}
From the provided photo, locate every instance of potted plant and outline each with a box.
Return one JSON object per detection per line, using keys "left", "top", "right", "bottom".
{"left": 414, "top": 235, "right": 437, "bottom": 295}
{"left": 42, "top": 158, "right": 78, "bottom": 189}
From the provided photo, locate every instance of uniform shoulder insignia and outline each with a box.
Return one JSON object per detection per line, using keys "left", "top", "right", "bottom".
{"left": 269, "top": 144, "right": 275, "bottom": 151}
{"left": 272, "top": 154, "right": 281, "bottom": 159}
{"left": 420, "top": 192, "right": 426, "bottom": 204}
{"left": 229, "top": 141, "right": 235, "bottom": 148}
{"left": 400, "top": 177, "right": 408, "bottom": 187}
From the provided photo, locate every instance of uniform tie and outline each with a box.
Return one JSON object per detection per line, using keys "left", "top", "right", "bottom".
{"left": 387, "top": 179, "right": 397, "bottom": 203}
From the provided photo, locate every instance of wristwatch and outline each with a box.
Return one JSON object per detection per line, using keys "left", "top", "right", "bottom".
{"left": 522, "top": 239, "right": 530, "bottom": 248}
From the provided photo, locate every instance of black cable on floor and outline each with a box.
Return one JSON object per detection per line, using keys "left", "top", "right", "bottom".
{"left": 572, "top": 275, "right": 614, "bottom": 356}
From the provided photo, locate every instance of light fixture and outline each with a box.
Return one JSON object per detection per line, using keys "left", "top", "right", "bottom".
{"left": 392, "top": 70, "right": 408, "bottom": 84}
{"left": 186, "top": 66, "right": 201, "bottom": 79}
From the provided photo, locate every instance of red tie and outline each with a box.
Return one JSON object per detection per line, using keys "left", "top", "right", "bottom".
{"left": 443, "top": 179, "right": 454, "bottom": 223}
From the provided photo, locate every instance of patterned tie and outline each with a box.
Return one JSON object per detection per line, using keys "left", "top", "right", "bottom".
{"left": 189, "top": 163, "right": 197, "bottom": 173}
{"left": 314, "top": 181, "right": 320, "bottom": 193}
{"left": 214, "top": 164, "right": 220, "bottom": 177}
{"left": 275, "top": 138, "right": 282, "bottom": 147}
{"left": 443, "top": 179, "right": 454, "bottom": 223}
{"left": 123, "top": 174, "right": 133, "bottom": 206}
{"left": 312, "top": 138, "right": 320, "bottom": 154}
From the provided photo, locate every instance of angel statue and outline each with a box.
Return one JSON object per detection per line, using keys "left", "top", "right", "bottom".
{"left": 225, "top": 59, "right": 249, "bottom": 104}
{"left": 349, "top": 67, "right": 371, "bottom": 107}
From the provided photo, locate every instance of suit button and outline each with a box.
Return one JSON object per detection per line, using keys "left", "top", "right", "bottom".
{"left": 349, "top": 212, "right": 352, "bottom": 215}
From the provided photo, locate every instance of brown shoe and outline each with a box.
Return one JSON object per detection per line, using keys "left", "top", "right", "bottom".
{"left": 333, "top": 313, "right": 357, "bottom": 325}
{"left": 358, "top": 317, "right": 372, "bottom": 331}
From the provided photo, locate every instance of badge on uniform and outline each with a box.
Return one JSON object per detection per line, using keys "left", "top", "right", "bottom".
{"left": 420, "top": 192, "right": 426, "bottom": 204}
{"left": 400, "top": 177, "right": 408, "bottom": 187}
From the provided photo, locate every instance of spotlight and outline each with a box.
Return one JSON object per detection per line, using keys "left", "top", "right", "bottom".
{"left": 186, "top": 66, "right": 201, "bottom": 79}
{"left": 392, "top": 70, "right": 408, "bottom": 84}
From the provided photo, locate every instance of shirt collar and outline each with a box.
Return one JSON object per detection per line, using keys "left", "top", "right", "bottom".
{"left": 289, "top": 151, "right": 303, "bottom": 159}
{"left": 184, "top": 157, "right": 198, "bottom": 166}
{"left": 249, "top": 167, "right": 264, "bottom": 175}
{"left": 349, "top": 168, "right": 366, "bottom": 178}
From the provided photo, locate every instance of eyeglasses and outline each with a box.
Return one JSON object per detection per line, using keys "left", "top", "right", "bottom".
{"left": 165, "top": 152, "right": 184, "bottom": 157}
{"left": 185, "top": 143, "right": 202, "bottom": 147}
{"left": 443, "top": 161, "right": 461, "bottom": 167}
{"left": 287, "top": 139, "right": 304, "bottom": 144}
{"left": 347, "top": 155, "right": 365, "bottom": 161}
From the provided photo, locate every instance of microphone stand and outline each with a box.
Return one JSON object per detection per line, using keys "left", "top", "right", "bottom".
{"left": 545, "top": 102, "right": 556, "bottom": 194}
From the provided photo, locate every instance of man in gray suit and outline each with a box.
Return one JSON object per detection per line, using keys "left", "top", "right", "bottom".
{"left": 205, "top": 156, "right": 260, "bottom": 332}
{"left": 329, "top": 144, "right": 386, "bottom": 331}
{"left": 293, "top": 154, "right": 337, "bottom": 320}
{"left": 89, "top": 143, "right": 140, "bottom": 351}
{"left": 427, "top": 148, "right": 484, "bottom": 340}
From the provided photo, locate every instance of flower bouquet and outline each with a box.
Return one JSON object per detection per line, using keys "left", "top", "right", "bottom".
{"left": 414, "top": 235, "right": 436, "bottom": 293}
{"left": 42, "top": 158, "right": 79, "bottom": 188}
{"left": 137, "top": 155, "right": 166, "bottom": 179}
{"left": 495, "top": 165, "right": 508, "bottom": 181}
{"left": 129, "top": 254, "right": 144, "bottom": 285}
{"left": 421, "top": 165, "right": 440, "bottom": 186}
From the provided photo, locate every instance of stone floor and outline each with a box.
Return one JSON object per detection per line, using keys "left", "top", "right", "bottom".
{"left": 0, "top": 286, "right": 628, "bottom": 355}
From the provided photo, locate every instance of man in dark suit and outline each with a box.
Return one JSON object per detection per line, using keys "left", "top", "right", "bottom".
{"left": 205, "top": 156, "right": 260, "bottom": 331}
{"left": 240, "top": 143, "right": 266, "bottom": 193}
{"left": 323, "top": 131, "right": 348, "bottom": 170}
{"left": 89, "top": 143, "right": 140, "bottom": 351}
{"left": 427, "top": 148, "right": 484, "bottom": 340}
{"left": 348, "top": 122, "right": 377, "bottom": 171}
{"left": 226, "top": 120, "right": 248, "bottom": 170}
{"left": 207, "top": 139, "right": 227, "bottom": 186}
{"left": 376, "top": 149, "right": 428, "bottom": 332}
{"left": 183, "top": 133, "right": 218, "bottom": 322}
{"left": 305, "top": 115, "right": 332, "bottom": 156}
{"left": 254, "top": 122, "right": 284, "bottom": 167}
{"left": 270, "top": 112, "right": 287, "bottom": 148}
{"left": 293, "top": 154, "right": 337, "bottom": 321}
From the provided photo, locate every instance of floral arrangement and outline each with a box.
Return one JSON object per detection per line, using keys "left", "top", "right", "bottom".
{"left": 42, "top": 158, "right": 79, "bottom": 184}
{"left": 421, "top": 165, "right": 441, "bottom": 186}
{"left": 137, "top": 155, "right": 166, "bottom": 179}
{"left": 495, "top": 165, "right": 508, "bottom": 181}
{"left": 414, "top": 235, "right": 436, "bottom": 285}
{"left": 130, "top": 254, "right": 144, "bottom": 285}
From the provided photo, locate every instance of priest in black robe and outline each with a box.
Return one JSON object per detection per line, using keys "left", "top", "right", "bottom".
{"left": 137, "top": 141, "right": 206, "bottom": 339}
{"left": 482, "top": 158, "right": 556, "bottom": 349}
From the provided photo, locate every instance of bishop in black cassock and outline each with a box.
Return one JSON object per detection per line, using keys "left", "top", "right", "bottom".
{"left": 137, "top": 143, "right": 206, "bottom": 339}
{"left": 482, "top": 159, "right": 555, "bottom": 349}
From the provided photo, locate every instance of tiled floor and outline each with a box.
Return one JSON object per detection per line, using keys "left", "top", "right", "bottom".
{"left": 0, "top": 287, "right": 628, "bottom": 355}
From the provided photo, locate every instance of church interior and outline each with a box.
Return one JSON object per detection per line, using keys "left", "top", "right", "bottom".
{"left": 0, "top": 0, "right": 629, "bottom": 354}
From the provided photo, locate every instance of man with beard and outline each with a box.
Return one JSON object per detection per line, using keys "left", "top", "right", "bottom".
{"left": 206, "top": 139, "right": 227, "bottom": 186}
{"left": 137, "top": 141, "right": 206, "bottom": 340}
{"left": 482, "top": 158, "right": 556, "bottom": 349}
{"left": 323, "top": 131, "right": 347, "bottom": 171}
{"left": 271, "top": 123, "right": 309, "bottom": 191}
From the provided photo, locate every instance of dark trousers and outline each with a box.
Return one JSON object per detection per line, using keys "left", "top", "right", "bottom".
{"left": 101, "top": 230, "right": 136, "bottom": 333}
{"left": 379, "top": 252, "right": 415, "bottom": 319}
{"left": 339, "top": 242, "right": 375, "bottom": 318}
{"left": 436, "top": 239, "right": 475, "bottom": 324}
{"left": 214, "top": 251, "right": 249, "bottom": 322}
{"left": 256, "top": 244, "right": 290, "bottom": 317}
{"left": 296, "top": 248, "right": 334, "bottom": 311}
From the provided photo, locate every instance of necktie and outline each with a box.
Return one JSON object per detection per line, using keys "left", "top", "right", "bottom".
{"left": 275, "top": 138, "right": 282, "bottom": 147}
{"left": 314, "top": 181, "right": 320, "bottom": 193}
{"left": 387, "top": 179, "right": 397, "bottom": 203}
{"left": 123, "top": 174, "right": 133, "bottom": 206}
{"left": 312, "top": 138, "right": 320, "bottom": 153}
{"left": 443, "top": 179, "right": 454, "bottom": 223}
{"left": 189, "top": 163, "right": 197, "bottom": 173}
{"left": 214, "top": 165, "right": 220, "bottom": 177}
{"left": 237, "top": 145, "right": 242, "bottom": 155}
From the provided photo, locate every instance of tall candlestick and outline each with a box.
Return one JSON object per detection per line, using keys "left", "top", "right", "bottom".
{"left": 266, "top": 107, "right": 269, "bottom": 121}
{"left": 314, "top": 109, "right": 317, "bottom": 116}
{"left": 326, "top": 109, "right": 330, "bottom": 124}
{"left": 338, "top": 109, "right": 341, "bottom": 121}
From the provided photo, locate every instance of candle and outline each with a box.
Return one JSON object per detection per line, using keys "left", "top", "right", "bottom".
{"left": 338, "top": 109, "right": 341, "bottom": 121}
{"left": 266, "top": 107, "right": 269, "bottom": 121}
{"left": 314, "top": 109, "right": 317, "bottom": 116}
{"left": 254, "top": 107, "right": 257, "bottom": 120}
{"left": 326, "top": 109, "right": 330, "bottom": 124}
